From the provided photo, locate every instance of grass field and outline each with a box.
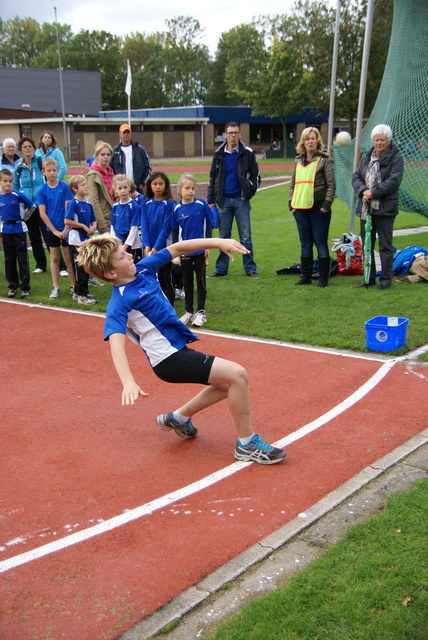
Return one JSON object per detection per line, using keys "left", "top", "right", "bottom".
{"left": 2, "top": 183, "right": 427, "bottom": 357}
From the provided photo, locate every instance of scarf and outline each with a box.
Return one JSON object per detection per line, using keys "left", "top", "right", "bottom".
{"left": 362, "top": 150, "right": 382, "bottom": 218}
{"left": 91, "top": 163, "right": 115, "bottom": 202}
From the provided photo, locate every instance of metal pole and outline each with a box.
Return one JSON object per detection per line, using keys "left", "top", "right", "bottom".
{"left": 327, "top": 0, "right": 341, "bottom": 156}
{"left": 349, "top": 0, "right": 375, "bottom": 234}
{"left": 54, "top": 7, "right": 68, "bottom": 162}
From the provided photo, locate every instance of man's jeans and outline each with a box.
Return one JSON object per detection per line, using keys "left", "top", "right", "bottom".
{"left": 215, "top": 197, "right": 257, "bottom": 274}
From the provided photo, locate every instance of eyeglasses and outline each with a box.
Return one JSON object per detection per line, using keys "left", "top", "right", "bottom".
{"left": 226, "top": 131, "right": 240, "bottom": 135}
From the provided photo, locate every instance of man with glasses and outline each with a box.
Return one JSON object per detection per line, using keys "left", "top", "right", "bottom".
{"left": 207, "top": 122, "right": 260, "bottom": 278}
{"left": 110, "top": 124, "right": 151, "bottom": 194}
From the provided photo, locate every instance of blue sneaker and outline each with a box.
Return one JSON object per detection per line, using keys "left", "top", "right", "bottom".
{"left": 234, "top": 434, "right": 286, "bottom": 465}
{"left": 156, "top": 412, "right": 198, "bottom": 439}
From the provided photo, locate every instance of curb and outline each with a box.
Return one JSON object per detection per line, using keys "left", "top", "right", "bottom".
{"left": 119, "top": 427, "right": 428, "bottom": 639}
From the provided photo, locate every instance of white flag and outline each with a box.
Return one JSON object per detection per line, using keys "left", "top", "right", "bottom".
{"left": 125, "top": 60, "right": 132, "bottom": 96}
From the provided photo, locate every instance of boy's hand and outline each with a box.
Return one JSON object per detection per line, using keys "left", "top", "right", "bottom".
{"left": 218, "top": 239, "right": 249, "bottom": 261}
{"left": 122, "top": 381, "right": 148, "bottom": 406}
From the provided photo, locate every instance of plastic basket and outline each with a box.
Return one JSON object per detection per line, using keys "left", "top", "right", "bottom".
{"left": 365, "top": 316, "right": 409, "bottom": 352}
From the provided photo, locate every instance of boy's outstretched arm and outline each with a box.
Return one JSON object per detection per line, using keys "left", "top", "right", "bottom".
{"left": 109, "top": 333, "right": 148, "bottom": 405}
{"left": 168, "top": 238, "right": 249, "bottom": 261}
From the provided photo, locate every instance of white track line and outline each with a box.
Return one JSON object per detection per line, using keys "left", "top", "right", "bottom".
{"left": 0, "top": 357, "right": 397, "bottom": 574}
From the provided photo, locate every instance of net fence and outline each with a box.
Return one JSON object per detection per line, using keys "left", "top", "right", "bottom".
{"left": 333, "top": 0, "right": 428, "bottom": 219}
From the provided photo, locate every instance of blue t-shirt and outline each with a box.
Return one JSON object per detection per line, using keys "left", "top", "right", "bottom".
{"left": 172, "top": 199, "right": 218, "bottom": 256}
{"left": 111, "top": 199, "right": 140, "bottom": 241}
{"left": 36, "top": 180, "right": 73, "bottom": 232}
{"left": 104, "top": 249, "right": 198, "bottom": 367}
{"left": 141, "top": 198, "right": 173, "bottom": 250}
{"left": 65, "top": 198, "right": 96, "bottom": 245}
{"left": 0, "top": 190, "right": 34, "bottom": 234}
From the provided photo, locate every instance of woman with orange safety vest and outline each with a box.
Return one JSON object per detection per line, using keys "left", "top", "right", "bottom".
{"left": 289, "top": 127, "right": 335, "bottom": 287}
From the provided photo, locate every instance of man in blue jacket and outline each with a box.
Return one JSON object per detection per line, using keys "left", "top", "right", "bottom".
{"left": 110, "top": 124, "right": 151, "bottom": 194}
{"left": 207, "top": 122, "right": 260, "bottom": 278}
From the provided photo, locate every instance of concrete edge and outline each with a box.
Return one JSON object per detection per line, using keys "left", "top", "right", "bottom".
{"left": 119, "top": 427, "right": 428, "bottom": 639}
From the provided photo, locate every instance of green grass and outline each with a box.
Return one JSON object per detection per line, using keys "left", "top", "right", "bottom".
{"left": 205, "top": 477, "right": 428, "bottom": 640}
{"left": 3, "top": 184, "right": 427, "bottom": 355}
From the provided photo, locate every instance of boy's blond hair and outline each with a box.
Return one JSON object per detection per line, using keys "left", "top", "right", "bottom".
{"left": 77, "top": 234, "right": 122, "bottom": 282}
{"left": 68, "top": 174, "right": 87, "bottom": 194}
{"left": 42, "top": 157, "right": 58, "bottom": 170}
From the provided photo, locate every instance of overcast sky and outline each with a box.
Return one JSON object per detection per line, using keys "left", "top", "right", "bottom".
{"left": 2, "top": 1, "right": 300, "bottom": 54}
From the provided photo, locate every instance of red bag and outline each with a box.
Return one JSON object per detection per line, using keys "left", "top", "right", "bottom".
{"left": 332, "top": 233, "right": 364, "bottom": 276}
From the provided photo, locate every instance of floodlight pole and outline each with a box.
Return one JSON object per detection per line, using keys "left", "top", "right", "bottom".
{"left": 327, "top": 0, "right": 341, "bottom": 156}
{"left": 349, "top": 0, "right": 375, "bottom": 234}
{"left": 54, "top": 7, "right": 68, "bottom": 162}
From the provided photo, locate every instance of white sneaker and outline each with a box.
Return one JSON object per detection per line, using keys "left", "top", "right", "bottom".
{"left": 59, "top": 270, "right": 69, "bottom": 277}
{"left": 77, "top": 295, "right": 97, "bottom": 305}
{"left": 179, "top": 311, "right": 194, "bottom": 325}
{"left": 49, "top": 287, "right": 61, "bottom": 299}
{"left": 174, "top": 288, "right": 185, "bottom": 300}
{"left": 192, "top": 310, "right": 207, "bottom": 327}
{"left": 88, "top": 275, "right": 105, "bottom": 287}
{"left": 33, "top": 267, "right": 44, "bottom": 274}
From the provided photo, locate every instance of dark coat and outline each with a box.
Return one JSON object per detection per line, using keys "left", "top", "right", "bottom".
{"left": 110, "top": 141, "right": 151, "bottom": 192}
{"left": 207, "top": 140, "right": 260, "bottom": 207}
{"left": 352, "top": 142, "right": 404, "bottom": 216}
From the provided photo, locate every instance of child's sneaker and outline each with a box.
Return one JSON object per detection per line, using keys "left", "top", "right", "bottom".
{"left": 156, "top": 412, "right": 198, "bottom": 439}
{"left": 7, "top": 289, "right": 16, "bottom": 298}
{"left": 180, "top": 311, "right": 194, "bottom": 325}
{"left": 49, "top": 287, "right": 61, "bottom": 299}
{"left": 77, "top": 295, "right": 97, "bottom": 305}
{"left": 192, "top": 310, "right": 207, "bottom": 327}
{"left": 174, "top": 288, "right": 185, "bottom": 300}
{"left": 21, "top": 290, "right": 30, "bottom": 298}
{"left": 234, "top": 434, "right": 286, "bottom": 465}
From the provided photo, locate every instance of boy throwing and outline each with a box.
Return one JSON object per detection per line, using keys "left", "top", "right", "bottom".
{"left": 77, "top": 235, "right": 286, "bottom": 465}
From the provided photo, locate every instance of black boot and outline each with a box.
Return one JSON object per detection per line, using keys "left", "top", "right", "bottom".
{"left": 318, "top": 257, "right": 331, "bottom": 288}
{"left": 295, "top": 256, "right": 313, "bottom": 285}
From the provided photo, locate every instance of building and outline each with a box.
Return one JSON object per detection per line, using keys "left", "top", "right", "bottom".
{"left": 0, "top": 68, "right": 329, "bottom": 159}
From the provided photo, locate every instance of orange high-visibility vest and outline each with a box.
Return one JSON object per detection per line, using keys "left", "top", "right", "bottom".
{"left": 291, "top": 157, "right": 321, "bottom": 209}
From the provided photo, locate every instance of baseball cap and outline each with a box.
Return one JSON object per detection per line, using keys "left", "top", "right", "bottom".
{"left": 119, "top": 124, "right": 131, "bottom": 133}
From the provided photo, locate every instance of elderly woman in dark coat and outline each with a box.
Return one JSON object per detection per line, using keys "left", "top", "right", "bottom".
{"left": 352, "top": 124, "right": 404, "bottom": 290}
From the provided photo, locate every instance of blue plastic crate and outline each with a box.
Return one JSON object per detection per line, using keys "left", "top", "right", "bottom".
{"left": 365, "top": 316, "right": 409, "bottom": 352}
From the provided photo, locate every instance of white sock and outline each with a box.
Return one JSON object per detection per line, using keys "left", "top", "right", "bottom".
{"left": 239, "top": 434, "right": 255, "bottom": 447}
{"left": 172, "top": 411, "right": 190, "bottom": 424}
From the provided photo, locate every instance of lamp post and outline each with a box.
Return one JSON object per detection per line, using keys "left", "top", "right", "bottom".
{"left": 54, "top": 7, "right": 68, "bottom": 162}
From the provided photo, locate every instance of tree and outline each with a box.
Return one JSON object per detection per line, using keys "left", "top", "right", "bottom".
{"left": 32, "top": 30, "right": 125, "bottom": 110}
{"left": 162, "top": 17, "right": 211, "bottom": 105}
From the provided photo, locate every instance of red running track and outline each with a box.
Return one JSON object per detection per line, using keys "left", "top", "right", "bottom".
{"left": 0, "top": 302, "right": 427, "bottom": 639}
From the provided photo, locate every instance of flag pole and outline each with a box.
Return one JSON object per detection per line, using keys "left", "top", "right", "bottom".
{"left": 125, "top": 59, "right": 132, "bottom": 127}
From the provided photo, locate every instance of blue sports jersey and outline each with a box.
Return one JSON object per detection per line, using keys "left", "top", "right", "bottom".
{"left": 172, "top": 198, "right": 218, "bottom": 256}
{"left": 65, "top": 198, "right": 97, "bottom": 245}
{"left": 0, "top": 190, "right": 34, "bottom": 234}
{"left": 36, "top": 180, "right": 73, "bottom": 232}
{"left": 141, "top": 198, "right": 173, "bottom": 250}
{"left": 104, "top": 249, "right": 198, "bottom": 367}
{"left": 111, "top": 199, "right": 140, "bottom": 241}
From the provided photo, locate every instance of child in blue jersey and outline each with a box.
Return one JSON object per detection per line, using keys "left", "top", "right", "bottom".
{"left": 76, "top": 234, "right": 286, "bottom": 465}
{"left": 111, "top": 174, "right": 142, "bottom": 261}
{"left": 172, "top": 174, "right": 219, "bottom": 327}
{"left": 36, "top": 158, "right": 75, "bottom": 299}
{"left": 0, "top": 168, "right": 35, "bottom": 298}
{"left": 64, "top": 175, "right": 98, "bottom": 305}
{"left": 141, "top": 171, "right": 175, "bottom": 305}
